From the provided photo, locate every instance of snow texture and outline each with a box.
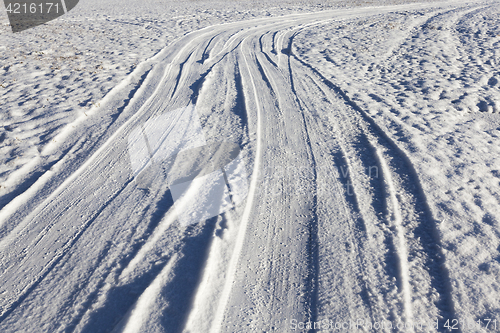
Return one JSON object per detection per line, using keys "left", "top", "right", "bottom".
{"left": 1, "top": 0, "right": 500, "bottom": 332}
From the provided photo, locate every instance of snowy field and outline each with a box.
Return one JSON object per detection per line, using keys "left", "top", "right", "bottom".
{"left": 1, "top": 0, "right": 500, "bottom": 332}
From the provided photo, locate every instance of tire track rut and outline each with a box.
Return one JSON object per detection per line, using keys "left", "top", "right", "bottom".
{"left": 0, "top": 4, "right": 478, "bottom": 332}
{"left": 291, "top": 39, "right": 459, "bottom": 331}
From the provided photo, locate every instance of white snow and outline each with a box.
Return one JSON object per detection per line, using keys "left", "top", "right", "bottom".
{"left": 1, "top": 0, "right": 500, "bottom": 332}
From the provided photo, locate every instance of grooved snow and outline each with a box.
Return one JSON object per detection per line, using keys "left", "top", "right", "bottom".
{"left": 1, "top": 0, "right": 500, "bottom": 332}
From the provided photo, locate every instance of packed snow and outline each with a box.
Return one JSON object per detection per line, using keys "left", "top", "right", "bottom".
{"left": 1, "top": 0, "right": 500, "bottom": 332}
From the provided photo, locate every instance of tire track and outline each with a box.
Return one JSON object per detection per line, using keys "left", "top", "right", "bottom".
{"left": 0, "top": 4, "right": 478, "bottom": 331}
{"left": 291, "top": 43, "right": 459, "bottom": 331}
{"left": 0, "top": 24, "right": 239, "bottom": 326}
{"left": 282, "top": 30, "right": 373, "bottom": 330}
{"left": 273, "top": 23, "right": 398, "bottom": 328}
{"left": 254, "top": 42, "right": 320, "bottom": 329}
{"left": 208, "top": 36, "right": 264, "bottom": 333}
{"left": 291, "top": 63, "right": 398, "bottom": 330}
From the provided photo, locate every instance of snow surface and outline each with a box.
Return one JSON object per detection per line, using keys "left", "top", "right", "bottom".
{"left": 1, "top": 0, "right": 500, "bottom": 332}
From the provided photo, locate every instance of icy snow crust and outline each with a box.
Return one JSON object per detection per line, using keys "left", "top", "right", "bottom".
{"left": 1, "top": 0, "right": 500, "bottom": 332}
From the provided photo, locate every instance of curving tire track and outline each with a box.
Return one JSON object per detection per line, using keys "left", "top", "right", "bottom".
{"left": 0, "top": 3, "right": 490, "bottom": 332}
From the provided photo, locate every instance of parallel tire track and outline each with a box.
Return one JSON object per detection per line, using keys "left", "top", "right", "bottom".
{"left": 0, "top": 4, "right": 483, "bottom": 332}
{"left": 291, "top": 37, "right": 460, "bottom": 332}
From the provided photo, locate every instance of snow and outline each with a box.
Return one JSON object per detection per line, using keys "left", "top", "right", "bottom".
{"left": 1, "top": 0, "right": 500, "bottom": 332}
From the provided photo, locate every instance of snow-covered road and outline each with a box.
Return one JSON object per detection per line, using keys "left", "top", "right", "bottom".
{"left": 1, "top": 1, "right": 500, "bottom": 332}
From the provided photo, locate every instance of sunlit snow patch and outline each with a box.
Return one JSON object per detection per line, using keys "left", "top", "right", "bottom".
{"left": 128, "top": 104, "right": 248, "bottom": 226}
